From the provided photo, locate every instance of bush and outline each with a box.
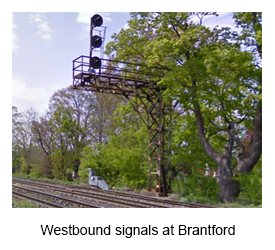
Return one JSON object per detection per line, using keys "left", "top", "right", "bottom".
{"left": 29, "top": 167, "right": 43, "bottom": 179}
{"left": 13, "top": 198, "right": 38, "bottom": 208}
{"left": 20, "top": 156, "right": 30, "bottom": 175}
{"left": 79, "top": 127, "right": 148, "bottom": 190}
{"left": 235, "top": 171, "right": 262, "bottom": 205}
{"left": 171, "top": 170, "right": 219, "bottom": 202}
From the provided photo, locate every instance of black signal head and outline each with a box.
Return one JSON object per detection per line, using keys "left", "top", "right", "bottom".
{"left": 91, "top": 35, "right": 102, "bottom": 48}
{"left": 90, "top": 56, "right": 101, "bottom": 69}
{"left": 91, "top": 14, "right": 103, "bottom": 27}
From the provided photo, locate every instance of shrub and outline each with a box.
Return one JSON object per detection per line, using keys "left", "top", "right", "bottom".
{"left": 235, "top": 171, "right": 262, "bottom": 205}
{"left": 171, "top": 170, "right": 219, "bottom": 202}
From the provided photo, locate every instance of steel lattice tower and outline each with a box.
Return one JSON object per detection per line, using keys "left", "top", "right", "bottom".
{"left": 71, "top": 15, "right": 172, "bottom": 195}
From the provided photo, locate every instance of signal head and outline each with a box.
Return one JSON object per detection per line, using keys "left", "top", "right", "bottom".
{"left": 91, "top": 14, "right": 103, "bottom": 27}
{"left": 90, "top": 56, "right": 101, "bottom": 69}
{"left": 91, "top": 35, "right": 102, "bottom": 48}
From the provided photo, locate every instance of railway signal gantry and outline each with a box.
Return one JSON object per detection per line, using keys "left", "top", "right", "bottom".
{"left": 72, "top": 14, "right": 172, "bottom": 196}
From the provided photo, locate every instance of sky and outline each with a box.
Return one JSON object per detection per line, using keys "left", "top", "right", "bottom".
{"left": 12, "top": 12, "right": 237, "bottom": 114}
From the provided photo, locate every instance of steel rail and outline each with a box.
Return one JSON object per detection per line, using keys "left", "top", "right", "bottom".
{"left": 13, "top": 179, "right": 169, "bottom": 208}
{"left": 12, "top": 177, "right": 218, "bottom": 208}
{"left": 67, "top": 189, "right": 169, "bottom": 208}
{"left": 12, "top": 190, "right": 64, "bottom": 208}
{"left": 108, "top": 190, "right": 218, "bottom": 208}
{"left": 12, "top": 185, "right": 101, "bottom": 208}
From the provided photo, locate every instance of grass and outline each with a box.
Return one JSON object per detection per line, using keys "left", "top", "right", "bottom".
{"left": 177, "top": 195, "right": 262, "bottom": 208}
{"left": 12, "top": 197, "right": 39, "bottom": 208}
{"left": 12, "top": 173, "right": 86, "bottom": 185}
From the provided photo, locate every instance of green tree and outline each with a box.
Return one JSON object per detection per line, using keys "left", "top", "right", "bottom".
{"left": 232, "top": 12, "right": 262, "bottom": 174}
{"left": 233, "top": 12, "right": 262, "bottom": 58}
{"left": 80, "top": 101, "right": 148, "bottom": 189}
{"left": 105, "top": 12, "right": 262, "bottom": 203}
{"left": 31, "top": 88, "right": 123, "bottom": 180}
{"left": 12, "top": 106, "right": 38, "bottom": 174}
{"left": 31, "top": 112, "right": 55, "bottom": 178}
{"left": 48, "top": 105, "right": 75, "bottom": 179}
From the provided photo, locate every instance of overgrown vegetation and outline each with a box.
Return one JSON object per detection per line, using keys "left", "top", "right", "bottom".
{"left": 12, "top": 197, "right": 39, "bottom": 208}
{"left": 12, "top": 12, "right": 261, "bottom": 206}
{"left": 171, "top": 161, "right": 262, "bottom": 206}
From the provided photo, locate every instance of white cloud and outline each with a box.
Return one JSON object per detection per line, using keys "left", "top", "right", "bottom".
{"left": 12, "top": 13, "right": 18, "bottom": 52}
{"left": 29, "top": 12, "right": 44, "bottom": 23}
{"left": 28, "top": 13, "right": 53, "bottom": 41}
{"left": 12, "top": 75, "right": 48, "bottom": 102}
{"left": 36, "top": 21, "right": 53, "bottom": 41}
{"left": 12, "top": 75, "right": 70, "bottom": 113}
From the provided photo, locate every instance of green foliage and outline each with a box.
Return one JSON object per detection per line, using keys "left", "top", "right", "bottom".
{"left": 48, "top": 103, "right": 85, "bottom": 179}
{"left": 78, "top": 144, "right": 103, "bottom": 182}
{"left": 172, "top": 171, "right": 219, "bottom": 202}
{"left": 50, "top": 149, "right": 67, "bottom": 180}
{"left": 105, "top": 12, "right": 262, "bottom": 203}
{"left": 106, "top": 12, "right": 261, "bottom": 151}
{"left": 233, "top": 12, "right": 262, "bottom": 55}
{"left": 234, "top": 158, "right": 262, "bottom": 205}
{"left": 12, "top": 198, "right": 38, "bottom": 208}
{"left": 172, "top": 161, "right": 262, "bottom": 205}
{"left": 79, "top": 102, "right": 148, "bottom": 189}
{"left": 29, "top": 164, "right": 43, "bottom": 179}
{"left": 12, "top": 145, "right": 21, "bottom": 173}
{"left": 80, "top": 138, "right": 148, "bottom": 189}
{"left": 172, "top": 113, "right": 217, "bottom": 169}
{"left": 20, "top": 156, "right": 29, "bottom": 175}
{"left": 237, "top": 172, "right": 262, "bottom": 205}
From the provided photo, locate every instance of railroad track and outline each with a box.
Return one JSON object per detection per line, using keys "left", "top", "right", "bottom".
{"left": 12, "top": 189, "right": 64, "bottom": 208}
{"left": 107, "top": 189, "right": 217, "bottom": 208}
{"left": 12, "top": 179, "right": 170, "bottom": 208}
{"left": 12, "top": 177, "right": 217, "bottom": 208}
{"left": 12, "top": 185, "right": 101, "bottom": 208}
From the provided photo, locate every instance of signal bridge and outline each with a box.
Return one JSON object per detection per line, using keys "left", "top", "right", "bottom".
{"left": 72, "top": 14, "right": 172, "bottom": 196}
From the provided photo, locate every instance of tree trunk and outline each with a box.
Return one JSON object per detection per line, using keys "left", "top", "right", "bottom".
{"left": 73, "top": 159, "right": 81, "bottom": 177}
{"left": 236, "top": 102, "right": 262, "bottom": 173}
{"left": 217, "top": 158, "right": 240, "bottom": 203}
{"left": 193, "top": 99, "right": 240, "bottom": 203}
{"left": 218, "top": 178, "right": 240, "bottom": 203}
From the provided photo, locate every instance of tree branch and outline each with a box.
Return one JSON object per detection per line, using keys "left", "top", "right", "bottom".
{"left": 237, "top": 101, "right": 262, "bottom": 173}
{"left": 191, "top": 82, "right": 221, "bottom": 163}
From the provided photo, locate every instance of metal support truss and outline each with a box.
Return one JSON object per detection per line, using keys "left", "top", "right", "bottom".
{"left": 72, "top": 55, "right": 172, "bottom": 195}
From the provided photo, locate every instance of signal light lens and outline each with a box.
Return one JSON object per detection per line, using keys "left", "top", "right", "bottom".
{"left": 90, "top": 56, "right": 101, "bottom": 69}
{"left": 91, "top": 35, "right": 102, "bottom": 48}
{"left": 91, "top": 14, "right": 103, "bottom": 27}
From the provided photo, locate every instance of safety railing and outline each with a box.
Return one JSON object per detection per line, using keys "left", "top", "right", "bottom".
{"left": 73, "top": 55, "right": 164, "bottom": 85}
